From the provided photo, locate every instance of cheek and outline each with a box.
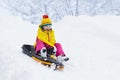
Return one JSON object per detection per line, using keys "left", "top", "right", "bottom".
{"left": 48, "top": 27, "right": 52, "bottom": 29}
{"left": 43, "top": 27, "right": 47, "bottom": 29}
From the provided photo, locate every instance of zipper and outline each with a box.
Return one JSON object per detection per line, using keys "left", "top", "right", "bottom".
{"left": 47, "top": 31, "right": 50, "bottom": 42}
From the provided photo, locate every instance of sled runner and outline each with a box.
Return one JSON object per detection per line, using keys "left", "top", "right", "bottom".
{"left": 21, "top": 44, "right": 64, "bottom": 70}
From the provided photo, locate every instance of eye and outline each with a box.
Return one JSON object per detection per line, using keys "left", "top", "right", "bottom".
{"left": 43, "top": 26, "right": 47, "bottom": 28}
{"left": 49, "top": 25, "right": 52, "bottom": 27}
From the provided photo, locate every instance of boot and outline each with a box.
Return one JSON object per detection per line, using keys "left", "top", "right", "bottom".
{"left": 57, "top": 55, "right": 69, "bottom": 63}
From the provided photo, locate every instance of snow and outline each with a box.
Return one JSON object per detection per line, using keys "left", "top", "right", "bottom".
{"left": 0, "top": 9, "right": 120, "bottom": 80}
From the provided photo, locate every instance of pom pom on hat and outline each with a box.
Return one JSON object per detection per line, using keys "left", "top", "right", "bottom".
{"left": 43, "top": 15, "right": 49, "bottom": 18}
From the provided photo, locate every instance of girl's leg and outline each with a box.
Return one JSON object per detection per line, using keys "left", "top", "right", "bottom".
{"left": 55, "top": 43, "right": 65, "bottom": 57}
{"left": 35, "top": 38, "right": 45, "bottom": 53}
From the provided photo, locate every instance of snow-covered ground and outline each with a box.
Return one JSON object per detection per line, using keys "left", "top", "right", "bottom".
{"left": 0, "top": 8, "right": 120, "bottom": 80}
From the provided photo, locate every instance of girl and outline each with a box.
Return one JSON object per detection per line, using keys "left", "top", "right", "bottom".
{"left": 34, "top": 15, "right": 69, "bottom": 62}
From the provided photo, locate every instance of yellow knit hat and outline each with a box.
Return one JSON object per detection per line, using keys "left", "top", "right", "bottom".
{"left": 40, "top": 15, "right": 52, "bottom": 27}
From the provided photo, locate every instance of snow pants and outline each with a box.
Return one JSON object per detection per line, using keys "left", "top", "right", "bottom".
{"left": 35, "top": 39, "right": 65, "bottom": 57}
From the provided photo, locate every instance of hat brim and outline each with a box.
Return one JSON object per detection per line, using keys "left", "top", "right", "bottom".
{"left": 39, "top": 24, "right": 52, "bottom": 28}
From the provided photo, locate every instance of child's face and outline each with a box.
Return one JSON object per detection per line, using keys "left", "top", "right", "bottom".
{"left": 43, "top": 25, "right": 52, "bottom": 30}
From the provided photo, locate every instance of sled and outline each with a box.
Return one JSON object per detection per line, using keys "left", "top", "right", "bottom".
{"left": 21, "top": 44, "right": 64, "bottom": 70}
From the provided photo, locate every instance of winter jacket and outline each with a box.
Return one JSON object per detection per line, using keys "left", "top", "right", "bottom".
{"left": 35, "top": 28, "right": 56, "bottom": 47}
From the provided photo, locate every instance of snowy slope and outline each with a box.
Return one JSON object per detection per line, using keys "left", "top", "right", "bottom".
{"left": 0, "top": 10, "right": 120, "bottom": 80}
